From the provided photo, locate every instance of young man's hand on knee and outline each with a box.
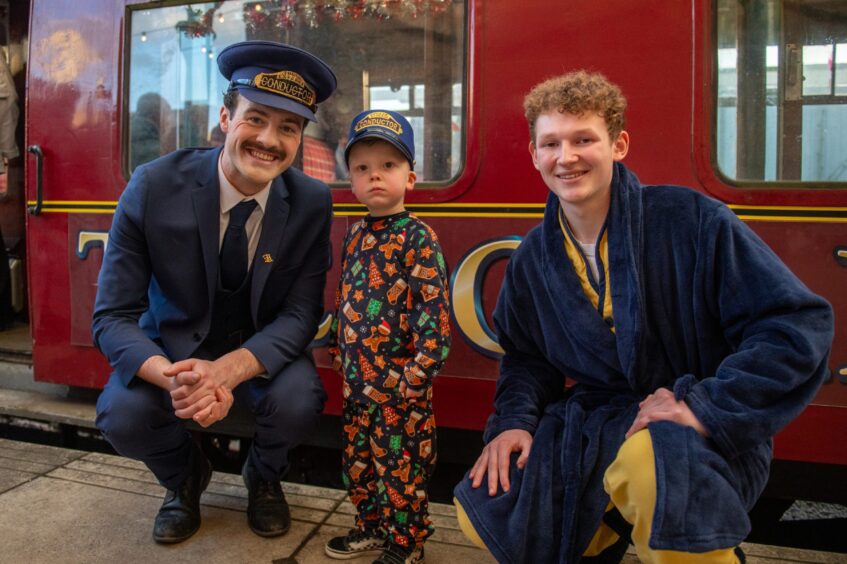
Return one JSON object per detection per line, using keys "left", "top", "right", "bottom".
{"left": 469, "top": 429, "right": 533, "bottom": 496}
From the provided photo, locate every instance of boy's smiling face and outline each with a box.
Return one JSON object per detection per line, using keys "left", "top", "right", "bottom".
{"left": 348, "top": 140, "right": 416, "bottom": 217}
{"left": 529, "top": 110, "right": 629, "bottom": 214}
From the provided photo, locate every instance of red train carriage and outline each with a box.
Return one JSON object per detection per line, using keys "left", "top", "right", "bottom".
{"left": 2, "top": 0, "right": 845, "bottom": 499}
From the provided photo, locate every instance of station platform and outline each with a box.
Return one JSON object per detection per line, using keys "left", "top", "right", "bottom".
{"left": 0, "top": 437, "right": 844, "bottom": 564}
{"left": 0, "top": 437, "right": 495, "bottom": 564}
{"left": 0, "top": 380, "right": 845, "bottom": 563}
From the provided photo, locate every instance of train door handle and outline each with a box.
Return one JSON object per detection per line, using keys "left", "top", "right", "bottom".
{"left": 27, "top": 144, "right": 43, "bottom": 216}
{"left": 835, "top": 246, "right": 847, "bottom": 267}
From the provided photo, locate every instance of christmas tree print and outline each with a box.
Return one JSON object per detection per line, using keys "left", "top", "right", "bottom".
{"left": 368, "top": 257, "right": 385, "bottom": 289}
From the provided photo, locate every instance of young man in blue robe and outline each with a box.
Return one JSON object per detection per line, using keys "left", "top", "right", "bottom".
{"left": 453, "top": 71, "right": 834, "bottom": 563}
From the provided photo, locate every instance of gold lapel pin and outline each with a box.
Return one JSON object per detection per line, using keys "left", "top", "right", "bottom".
{"left": 262, "top": 253, "right": 273, "bottom": 263}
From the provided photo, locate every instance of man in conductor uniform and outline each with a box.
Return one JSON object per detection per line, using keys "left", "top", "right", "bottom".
{"left": 93, "top": 41, "right": 336, "bottom": 544}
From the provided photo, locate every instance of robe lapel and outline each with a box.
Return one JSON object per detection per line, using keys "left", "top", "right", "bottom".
{"left": 250, "top": 175, "right": 290, "bottom": 318}
{"left": 606, "top": 162, "right": 647, "bottom": 391}
{"left": 539, "top": 191, "right": 621, "bottom": 376}
{"left": 191, "top": 147, "right": 223, "bottom": 313}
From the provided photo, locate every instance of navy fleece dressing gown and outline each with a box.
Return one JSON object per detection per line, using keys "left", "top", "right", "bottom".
{"left": 454, "top": 163, "right": 833, "bottom": 563}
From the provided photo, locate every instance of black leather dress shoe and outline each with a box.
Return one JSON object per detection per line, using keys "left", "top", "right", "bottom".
{"left": 152, "top": 453, "right": 212, "bottom": 544}
{"left": 242, "top": 458, "right": 291, "bottom": 537}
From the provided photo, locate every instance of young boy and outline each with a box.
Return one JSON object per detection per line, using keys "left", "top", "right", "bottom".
{"left": 453, "top": 71, "right": 833, "bottom": 562}
{"left": 326, "top": 110, "right": 451, "bottom": 564}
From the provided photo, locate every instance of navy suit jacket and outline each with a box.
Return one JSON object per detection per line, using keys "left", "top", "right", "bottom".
{"left": 92, "top": 146, "right": 333, "bottom": 385}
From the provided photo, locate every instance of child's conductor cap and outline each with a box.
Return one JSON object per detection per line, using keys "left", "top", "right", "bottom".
{"left": 345, "top": 109, "right": 415, "bottom": 167}
{"left": 217, "top": 40, "right": 337, "bottom": 122}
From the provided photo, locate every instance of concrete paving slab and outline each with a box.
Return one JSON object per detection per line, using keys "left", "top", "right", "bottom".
{"left": 0, "top": 437, "right": 87, "bottom": 466}
{"left": 782, "top": 500, "right": 847, "bottom": 521}
{"left": 0, "top": 456, "right": 58, "bottom": 474}
{"left": 428, "top": 525, "right": 480, "bottom": 547}
{"left": 48, "top": 466, "right": 164, "bottom": 497}
{"left": 0, "top": 324, "right": 33, "bottom": 354}
{"left": 69, "top": 452, "right": 341, "bottom": 506}
{"left": 0, "top": 389, "right": 96, "bottom": 428}
{"left": 0, "top": 362, "right": 64, "bottom": 396}
{"left": 429, "top": 510, "right": 462, "bottom": 530}
{"left": 334, "top": 499, "right": 356, "bottom": 515}
{"left": 0, "top": 468, "right": 35, "bottom": 494}
{"left": 743, "top": 543, "right": 846, "bottom": 563}
{"left": 47, "top": 468, "right": 336, "bottom": 526}
{"left": 80, "top": 451, "right": 347, "bottom": 502}
{"left": 279, "top": 480, "right": 349, "bottom": 501}
{"left": 81, "top": 451, "right": 147, "bottom": 470}
{"left": 64, "top": 457, "right": 155, "bottom": 483}
{"left": 0, "top": 476, "right": 321, "bottom": 564}
{"left": 324, "top": 510, "right": 355, "bottom": 529}
{"left": 617, "top": 543, "right": 845, "bottom": 563}
{"left": 0, "top": 440, "right": 843, "bottom": 563}
{"left": 427, "top": 499, "right": 461, "bottom": 517}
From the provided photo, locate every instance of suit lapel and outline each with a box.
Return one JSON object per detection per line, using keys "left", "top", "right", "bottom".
{"left": 251, "top": 174, "right": 290, "bottom": 316}
{"left": 192, "top": 147, "right": 223, "bottom": 312}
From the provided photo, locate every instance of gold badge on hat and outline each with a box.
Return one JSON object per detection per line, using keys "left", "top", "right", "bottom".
{"left": 354, "top": 111, "right": 403, "bottom": 135}
{"left": 254, "top": 70, "right": 317, "bottom": 112}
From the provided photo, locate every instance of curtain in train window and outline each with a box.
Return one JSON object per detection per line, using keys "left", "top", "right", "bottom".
{"left": 126, "top": 1, "right": 466, "bottom": 183}
{"left": 716, "top": 0, "right": 847, "bottom": 183}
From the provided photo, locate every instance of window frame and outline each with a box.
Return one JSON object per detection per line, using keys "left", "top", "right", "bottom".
{"left": 697, "top": 0, "right": 847, "bottom": 203}
{"left": 120, "top": 0, "right": 477, "bottom": 201}
{"left": 691, "top": 0, "right": 847, "bottom": 210}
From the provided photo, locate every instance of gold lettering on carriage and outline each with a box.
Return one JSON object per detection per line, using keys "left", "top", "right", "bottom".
{"left": 77, "top": 231, "right": 110, "bottom": 258}
{"left": 314, "top": 237, "right": 518, "bottom": 356}
{"left": 450, "top": 237, "right": 521, "bottom": 357}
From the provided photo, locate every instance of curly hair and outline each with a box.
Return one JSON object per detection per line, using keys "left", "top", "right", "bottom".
{"left": 523, "top": 70, "right": 627, "bottom": 141}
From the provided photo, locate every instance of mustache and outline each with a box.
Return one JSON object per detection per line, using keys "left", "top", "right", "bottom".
{"left": 243, "top": 142, "right": 286, "bottom": 161}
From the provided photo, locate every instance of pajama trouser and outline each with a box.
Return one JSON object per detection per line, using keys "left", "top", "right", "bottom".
{"left": 342, "top": 399, "right": 437, "bottom": 550}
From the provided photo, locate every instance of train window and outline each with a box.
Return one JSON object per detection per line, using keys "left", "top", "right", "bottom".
{"left": 126, "top": 1, "right": 466, "bottom": 183}
{"left": 715, "top": 0, "right": 847, "bottom": 183}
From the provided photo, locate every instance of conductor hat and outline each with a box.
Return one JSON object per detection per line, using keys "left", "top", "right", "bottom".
{"left": 345, "top": 109, "right": 416, "bottom": 167}
{"left": 217, "top": 40, "right": 336, "bottom": 122}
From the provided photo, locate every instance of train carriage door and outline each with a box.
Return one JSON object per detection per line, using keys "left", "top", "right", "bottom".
{"left": 25, "top": 0, "right": 121, "bottom": 386}
{"left": 0, "top": 0, "right": 29, "bottom": 365}
{"left": 21, "top": 0, "right": 466, "bottom": 389}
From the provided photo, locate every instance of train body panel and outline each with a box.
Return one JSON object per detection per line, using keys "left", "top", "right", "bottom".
{"left": 16, "top": 0, "right": 847, "bottom": 468}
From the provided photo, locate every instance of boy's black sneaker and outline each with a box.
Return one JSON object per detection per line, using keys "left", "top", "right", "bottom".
{"left": 372, "top": 543, "right": 424, "bottom": 564}
{"left": 325, "top": 528, "right": 387, "bottom": 559}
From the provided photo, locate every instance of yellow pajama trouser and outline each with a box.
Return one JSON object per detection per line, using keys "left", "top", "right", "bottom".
{"left": 455, "top": 430, "right": 740, "bottom": 563}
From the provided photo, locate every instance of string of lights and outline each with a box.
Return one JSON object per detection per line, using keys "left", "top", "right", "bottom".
{"left": 173, "top": 0, "right": 452, "bottom": 37}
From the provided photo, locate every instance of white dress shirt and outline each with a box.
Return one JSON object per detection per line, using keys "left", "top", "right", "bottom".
{"left": 217, "top": 154, "right": 271, "bottom": 270}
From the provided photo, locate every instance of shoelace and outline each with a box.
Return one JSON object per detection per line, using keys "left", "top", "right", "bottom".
{"left": 347, "top": 528, "right": 374, "bottom": 542}
{"left": 377, "top": 544, "right": 415, "bottom": 564}
{"left": 253, "top": 478, "right": 283, "bottom": 504}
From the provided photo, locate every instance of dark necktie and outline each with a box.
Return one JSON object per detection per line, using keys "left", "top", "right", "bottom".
{"left": 220, "top": 199, "right": 258, "bottom": 291}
